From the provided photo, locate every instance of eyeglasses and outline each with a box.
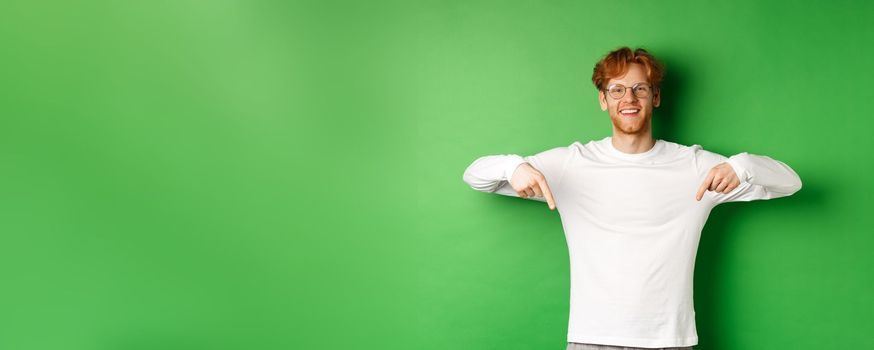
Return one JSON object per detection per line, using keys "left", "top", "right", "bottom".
{"left": 603, "top": 82, "right": 654, "bottom": 100}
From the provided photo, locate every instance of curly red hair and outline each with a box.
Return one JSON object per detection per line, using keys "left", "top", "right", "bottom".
{"left": 591, "top": 47, "right": 665, "bottom": 93}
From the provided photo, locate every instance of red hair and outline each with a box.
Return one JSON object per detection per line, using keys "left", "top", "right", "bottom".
{"left": 591, "top": 47, "right": 665, "bottom": 93}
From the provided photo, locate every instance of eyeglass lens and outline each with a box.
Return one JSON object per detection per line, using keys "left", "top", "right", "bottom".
{"left": 608, "top": 84, "right": 651, "bottom": 99}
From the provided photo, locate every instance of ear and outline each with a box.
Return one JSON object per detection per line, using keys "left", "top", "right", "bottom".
{"left": 653, "top": 88, "right": 661, "bottom": 108}
{"left": 598, "top": 90, "right": 607, "bottom": 111}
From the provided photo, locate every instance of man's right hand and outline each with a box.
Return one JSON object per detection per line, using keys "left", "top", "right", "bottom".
{"left": 510, "top": 163, "right": 557, "bottom": 210}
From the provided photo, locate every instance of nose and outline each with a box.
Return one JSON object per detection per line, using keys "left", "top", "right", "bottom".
{"left": 621, "top": 89, "right": 639, "bottom": 103}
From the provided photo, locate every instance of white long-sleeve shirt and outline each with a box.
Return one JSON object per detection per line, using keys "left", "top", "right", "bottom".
{"left": 462, "top": 136, "right": 802, "bottom": 348}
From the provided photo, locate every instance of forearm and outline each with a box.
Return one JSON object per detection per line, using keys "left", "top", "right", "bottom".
{"left": 462, "top": 154, "right": 526, "bottom": 192}
{"left": 726, "top": 152, "right": 803, "bottom": 198}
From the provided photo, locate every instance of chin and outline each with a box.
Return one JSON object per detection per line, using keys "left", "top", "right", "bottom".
{"left": 617, "top": 126, "right": 644, "bottom": 134}
{"left": 611, "top": 114, "right": 650, "bottom": 134}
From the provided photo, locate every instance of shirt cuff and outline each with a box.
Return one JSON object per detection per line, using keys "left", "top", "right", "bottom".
{"left": 726, "top": 152, "right": 751, "bottom": 182}
{"left": 503, "top": 155, "right": 527, "bottom": 181}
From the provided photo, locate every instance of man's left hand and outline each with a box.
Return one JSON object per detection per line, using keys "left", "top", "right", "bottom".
{"left": 696, "top": 162, "right": 740, "bottom": 201}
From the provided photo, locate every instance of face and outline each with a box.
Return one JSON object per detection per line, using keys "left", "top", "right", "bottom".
{"left": 598, "top": 63, "right": 661, "bottom": 136}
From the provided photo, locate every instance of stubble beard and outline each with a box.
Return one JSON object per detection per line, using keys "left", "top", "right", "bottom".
{"left": 611, "top": 109, "right": 651, "bottom": 135}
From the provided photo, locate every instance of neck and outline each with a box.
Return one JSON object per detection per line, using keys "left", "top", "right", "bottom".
{"left": 610, "top": 132, "right": 656, "bottom": 154}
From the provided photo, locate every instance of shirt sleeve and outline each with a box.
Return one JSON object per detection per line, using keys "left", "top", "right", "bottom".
{"left": 462, "top": 145, "right": 572, "bottom": 203}
{"left": 693, "top": 145, "right": 803, "bottom": 205}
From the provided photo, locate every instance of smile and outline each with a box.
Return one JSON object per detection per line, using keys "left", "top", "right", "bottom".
{"left": 620, "top": 109, "right": 640, "bottom": 116}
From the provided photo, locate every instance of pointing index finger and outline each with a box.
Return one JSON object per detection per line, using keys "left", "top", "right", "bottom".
{"left": 537, "top": 178, "right": 556, "bottom": 210}
{"left": 696, "top": 172, "right": 714, "bottom": 201}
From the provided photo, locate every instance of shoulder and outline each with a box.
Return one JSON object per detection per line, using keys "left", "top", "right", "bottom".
{"left": 652, "top": 139, "right": 731, "bottom": 171}
{"left": 532, "top": 140, "right": 607, "bottom": 160}
{"left": 532, "top": 142, "right": 576, "bottom": 159}
{"left": 685, "top": 143, "right": 731, "bottom": 174}
{"left": 568, "top": 139, "right": 603, "bottom": 159}
{"left": 656, "top": 139, "right": 727, "bottom": 159}
{"left": 523, "top": 142, "right": 576, "bottom": 168}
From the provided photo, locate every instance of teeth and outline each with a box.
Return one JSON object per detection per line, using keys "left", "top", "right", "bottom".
{"left": 621, "top": 109, "right": 639, "bottom": 114}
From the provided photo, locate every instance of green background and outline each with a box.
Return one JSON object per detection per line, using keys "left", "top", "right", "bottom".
{"left": 1, "top": 0, "right": 872, "bottom": 349}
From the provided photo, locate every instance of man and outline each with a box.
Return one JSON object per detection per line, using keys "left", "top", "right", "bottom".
{"left": 461, "top": 47, "right": 802, "bottom": 350}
